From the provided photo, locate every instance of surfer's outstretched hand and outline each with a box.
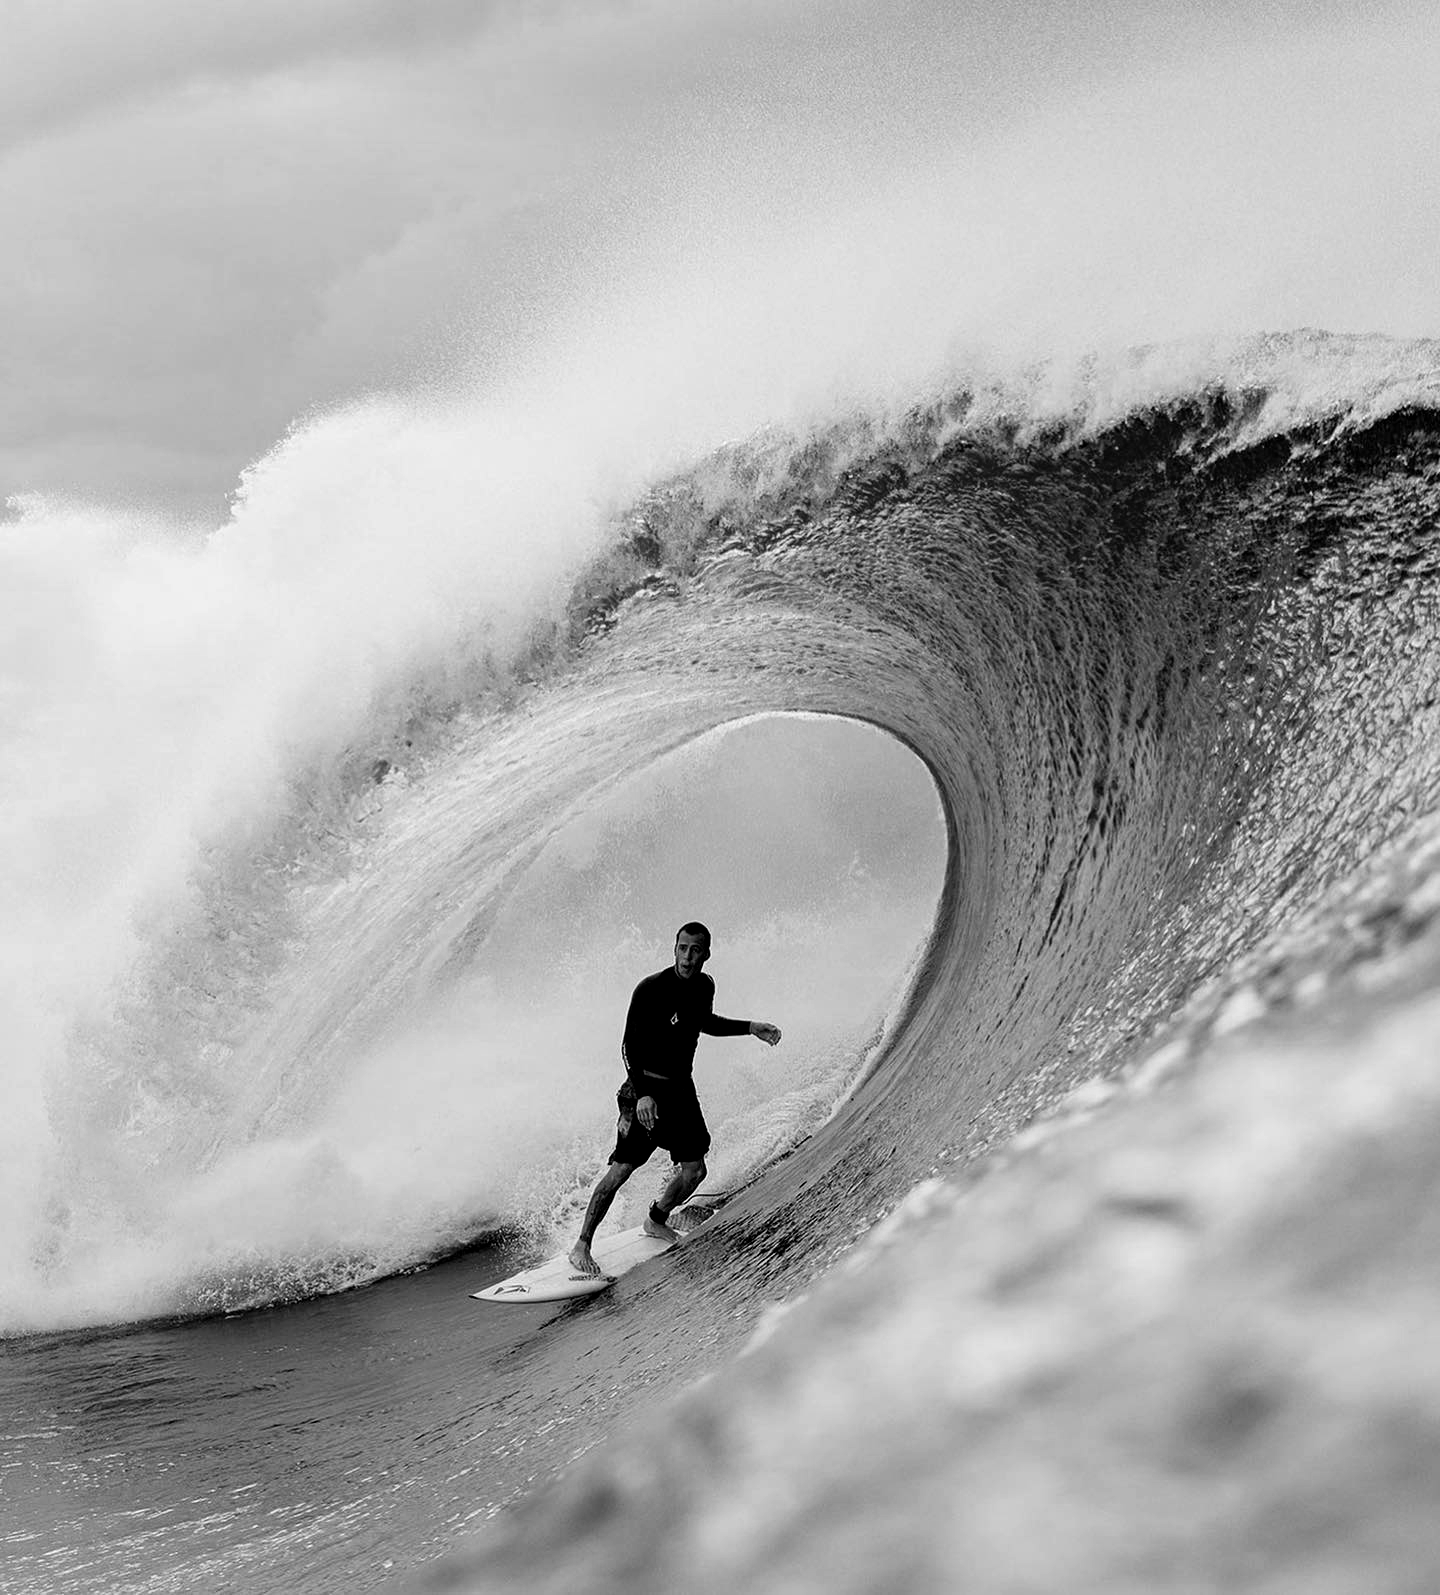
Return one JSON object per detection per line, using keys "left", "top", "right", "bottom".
{"left": 750, "top": 1021, "right": 781, "bottom": 1046}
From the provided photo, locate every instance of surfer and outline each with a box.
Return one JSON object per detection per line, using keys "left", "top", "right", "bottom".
{"left": 568, "top": 922, "right": 781, "bottom": 1277}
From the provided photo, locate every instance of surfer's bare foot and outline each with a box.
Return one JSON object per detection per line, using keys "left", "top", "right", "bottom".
{"left": 568, "top": 1242, "right": 602, "bottom": 1277}
{"left": 642, "top": 1213, "right": 682, "bottom": 1244}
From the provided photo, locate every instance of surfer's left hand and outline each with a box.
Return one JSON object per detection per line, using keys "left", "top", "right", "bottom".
{"left": 750, "top": 1022, "right": 781, "bottom": 1046}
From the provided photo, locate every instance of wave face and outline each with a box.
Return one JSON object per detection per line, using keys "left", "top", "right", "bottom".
{"left": 421, "top": 341, "right": 1440, "bottom": 1595}
{"left": 5, "top": 332, "right": 1440, "bottom": 1341}
{"left": 560, "top": 338, "right": 1440, "bottom": 1242}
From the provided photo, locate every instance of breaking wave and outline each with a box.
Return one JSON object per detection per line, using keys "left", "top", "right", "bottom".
{"left": 4, "top": 329, "right": 1440, "bottom": 1336}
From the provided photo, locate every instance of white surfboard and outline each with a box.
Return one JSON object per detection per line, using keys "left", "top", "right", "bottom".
{"left": 471, "top": 1224, "right": 677, "bottom": 1304}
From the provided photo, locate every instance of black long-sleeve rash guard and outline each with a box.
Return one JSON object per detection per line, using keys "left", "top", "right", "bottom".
{"left": 621, "top": 967, "right": 750, "bottom": 1096}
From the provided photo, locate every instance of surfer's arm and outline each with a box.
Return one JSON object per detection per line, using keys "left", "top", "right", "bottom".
{"left": 697, "top": 1011, "right": 751, "bottom": 1037}
{"left": 621, "top": 979, "right": 662, "bottom": 1095}
{"left": 696, "top": 975, "right": 749, "bottom": 1037}
{"left": 697, "top": 979, "right": 779, "bottom": 1044}
{"left": 620, "top": 1044, "right": 652, "bottom": 1100}
{"left": 699, "top": 1013, "right": 781, "bottom": 1045}
{"left": 622, "top": 1047, "right": 659, "bottom": 1131}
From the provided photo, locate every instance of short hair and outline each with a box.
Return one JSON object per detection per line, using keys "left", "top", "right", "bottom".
{"left": 675, "top": 921, "right": 712, "bottom": 949}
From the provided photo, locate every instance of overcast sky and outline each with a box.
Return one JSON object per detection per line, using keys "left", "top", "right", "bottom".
{"left": 4, "top": 0, "right": 1438, "bottom": 521}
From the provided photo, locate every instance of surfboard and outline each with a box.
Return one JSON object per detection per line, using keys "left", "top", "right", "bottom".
{"left": 471, "top": 1224, "right": 676, "bottom": 1304}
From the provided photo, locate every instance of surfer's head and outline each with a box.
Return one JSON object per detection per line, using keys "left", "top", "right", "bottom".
{"left": 674, "top": 922, "right": 711, "bottom": 979}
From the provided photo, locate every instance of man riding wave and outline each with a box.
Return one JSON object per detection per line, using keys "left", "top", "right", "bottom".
{"left": 569, "top": 922, "right": 781, "bottom": 1276}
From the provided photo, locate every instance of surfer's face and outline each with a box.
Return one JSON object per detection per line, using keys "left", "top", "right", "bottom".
{"left": 674, "top": 932, "right": 709, "bottom": 979}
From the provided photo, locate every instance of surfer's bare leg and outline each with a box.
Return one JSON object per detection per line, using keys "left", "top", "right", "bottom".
{"left": 570, "top": 1162, "right": 634, "bottom": 1276}
{"left": 645, "top": 1159, "right": 706, "bottom": 1241}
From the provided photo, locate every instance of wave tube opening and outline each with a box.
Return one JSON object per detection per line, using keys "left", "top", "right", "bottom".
{"left": 9, "top": 711, "right": 946, "bottom": 1335}
{"left": 326, "top": 712, "right": 949, "bottom": 1256}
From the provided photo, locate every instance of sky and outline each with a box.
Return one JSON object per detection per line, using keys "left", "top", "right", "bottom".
{"left": 4, "top": 0, "right": 1439, "bottom": 522}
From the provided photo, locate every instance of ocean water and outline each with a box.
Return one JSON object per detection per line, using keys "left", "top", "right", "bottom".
{"left": 4, "top": 330, "right": 1440, "bottom": 1592}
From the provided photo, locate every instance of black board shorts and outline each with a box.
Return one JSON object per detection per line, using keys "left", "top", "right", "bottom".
{"left": 609, "top": 1079, "right": 711, "bottom": 1166}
